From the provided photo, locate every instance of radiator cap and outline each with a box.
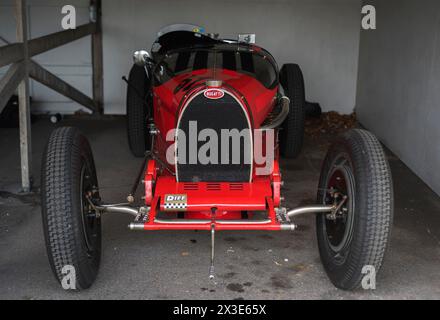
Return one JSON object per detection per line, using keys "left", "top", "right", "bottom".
{"left": 206, "top": 80, "right": 222, "bottom": 88}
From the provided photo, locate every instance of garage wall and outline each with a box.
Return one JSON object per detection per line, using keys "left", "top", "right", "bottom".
{"left": 1, "top": 0, "right": 362, "bottom": 114}
{"left": 0, "top": 0, "right": 92, "bottom": 114}
{"left": 103, "top": 0, "right": 362, "bottom": 114}
{"left": 356, "top": 0, "right": 440, "bottom": 195}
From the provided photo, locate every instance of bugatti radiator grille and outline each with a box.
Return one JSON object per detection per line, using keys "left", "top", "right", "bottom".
{"left": 176, "top": 90, "right": 252, "bottom": 182}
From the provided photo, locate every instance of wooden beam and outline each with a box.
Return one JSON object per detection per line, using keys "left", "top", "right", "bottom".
{"left": 0, "top": 43, "right": 24, "bottom": 67}
{"left": 28, "top": 22, "right": 96, "bottom": 57}
{"left": 0, "top": 31, "right": 97, "bottom": 113}
{"left": 16, "top": 0, "right": 33, "bottom": 192}
{"left": 0, "top": 62, "right": 25, "bottom": 112}
{"left": 1, "top": 22, "right": 96, "bottom": 68}
{"left": 29, "top": 61, "right": 96, "bottom": 112}
{"left": 91, "top": 0, "right": 103, "bottom": 114}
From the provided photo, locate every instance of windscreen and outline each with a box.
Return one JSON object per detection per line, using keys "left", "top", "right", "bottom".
{"left": 153, "top": 46, "right": 278, "bottom": 89}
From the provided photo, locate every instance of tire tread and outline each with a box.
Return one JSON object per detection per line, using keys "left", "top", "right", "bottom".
{"left": 279, "top": 64, "right": 305, "bottom": 159}
{"left": 317, "top": 129, "right": 393, "bottom": 290}
{"left": 41, "top": 127, "right": 100, "bottom": 290}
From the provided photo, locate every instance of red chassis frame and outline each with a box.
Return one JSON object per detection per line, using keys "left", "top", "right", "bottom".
{"left": 130, "top": 158, "right": 286, "bottom": 231}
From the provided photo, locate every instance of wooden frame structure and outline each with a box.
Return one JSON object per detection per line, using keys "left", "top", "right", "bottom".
{"left": 0, "top": 0, "right": 103, "bottom": 192}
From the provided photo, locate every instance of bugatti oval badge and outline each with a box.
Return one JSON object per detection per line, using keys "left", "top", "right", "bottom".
{"left": 204, "top": 89, "right": 224, "bottom": 100}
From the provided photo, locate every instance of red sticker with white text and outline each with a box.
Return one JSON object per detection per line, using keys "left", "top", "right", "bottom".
{"left": 204, "top": 89, "right": 224, "bottom": 100}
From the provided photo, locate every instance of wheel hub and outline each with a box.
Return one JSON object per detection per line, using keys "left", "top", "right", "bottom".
{"left": 323, "top": 159, "right": 355, "bottom": 254}
{"left": 80, "top": 165, "right": 100, "bottom": 254}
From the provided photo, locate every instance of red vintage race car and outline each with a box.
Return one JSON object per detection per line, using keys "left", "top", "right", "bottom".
{"left": 41, "top": 25, "right": 394, "bottom": 291}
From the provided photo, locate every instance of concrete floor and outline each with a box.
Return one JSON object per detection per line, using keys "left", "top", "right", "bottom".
{"left": 0, "top": 117, "right": 439, "bottom": 300}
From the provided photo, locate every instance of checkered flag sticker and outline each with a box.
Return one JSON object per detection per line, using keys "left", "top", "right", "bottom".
{"left": 163, "top": 194, "right": 187, "bottom": 211}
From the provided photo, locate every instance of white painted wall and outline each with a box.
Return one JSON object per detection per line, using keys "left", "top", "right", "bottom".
{"left": 356, "top": 0, "right": 440, "bottom": 195}
{"left": 0, "top": 0, "right": 92, "bottom": 114}
{"left": 1, "top": 0, "right": 362, "bottom": 115}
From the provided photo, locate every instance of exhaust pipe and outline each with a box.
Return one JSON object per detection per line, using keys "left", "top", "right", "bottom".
{"left": 260, "top": 96, "right": 290, "bottom": 130}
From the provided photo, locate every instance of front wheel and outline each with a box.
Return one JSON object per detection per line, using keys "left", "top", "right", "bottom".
{"left": 41, "top": 127, "right": 101, "bottom": 290}
{"left": 316, "top": 129, "right": 393, "bottom": 290}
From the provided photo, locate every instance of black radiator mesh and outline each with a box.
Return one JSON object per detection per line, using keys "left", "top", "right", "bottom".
{"left": 176, "top": 92, "right": 252, "bottom": 182}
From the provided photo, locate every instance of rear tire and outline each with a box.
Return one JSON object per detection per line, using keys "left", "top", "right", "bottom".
{"left": 279, "top": 64, "right": 305, "bottom": 159}
{"left": 41, "top": 127, "right": 101, "bottom": 290}
{"left": 126, "top": 64, "right": 151, "bottom": 157}
{"left": 316, "top": 129, "right": 393, "bottom": 290}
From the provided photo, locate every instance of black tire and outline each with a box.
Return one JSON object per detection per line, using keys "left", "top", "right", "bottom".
{"left": 41, "top": 127, "right": 101, "bottom": 290}
{"left": 279, "top": 64, "right": 305, "bottom": 159}
{"left": 316, "top": 129, "right": 393, "bottom": 290}
{"left": 126, "top": 64, "right": 151, "bottom": 157}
